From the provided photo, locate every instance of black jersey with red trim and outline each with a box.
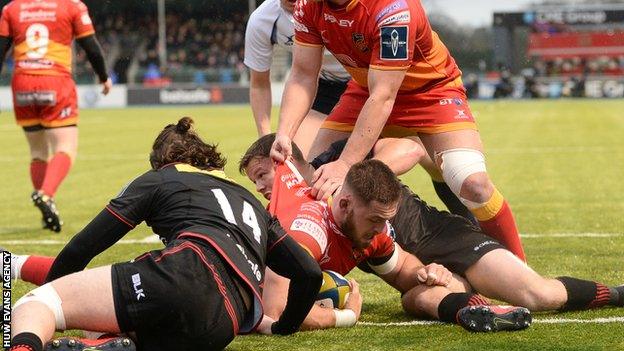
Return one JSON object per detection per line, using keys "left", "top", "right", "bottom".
{"left": 107, "top": 163, "right": 286, "bottom": 333}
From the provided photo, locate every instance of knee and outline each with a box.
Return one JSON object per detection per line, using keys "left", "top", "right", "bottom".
{"left": 401, "top": 288, "right": 438, "bottom": 319}
{"left": 460, "top": 173, "right": 494, "bottom": 203}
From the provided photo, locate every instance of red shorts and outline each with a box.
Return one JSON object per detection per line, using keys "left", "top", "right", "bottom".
{"left": 12, "top": 74, "right": 79, "bottom": 128}
{"left": 322, "top": 80, "right": 477, "bottom": 137}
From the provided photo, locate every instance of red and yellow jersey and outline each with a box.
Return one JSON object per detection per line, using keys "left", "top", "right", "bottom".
{"left": 269, "top": 162, "right": 396, "bottom": 276}
{"left": 0, "top": 0, "right": 95, "bottom": 76}
{"left": 293, "top": 0, "right": 462, "bottom": 92}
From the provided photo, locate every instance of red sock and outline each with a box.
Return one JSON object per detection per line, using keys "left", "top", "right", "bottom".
{"left": 40, "top": 152, "right": 72, "bottom": 197}
{"left": 479, "top": 201, "right": 526, "bottom": 262}
{"left": 589, "top": 283, "right": 612, "bottom": 309}
{"left": 467, "top": 294, "right": 491, "bottom": 306}
{"left": 30, "top": 159, "right": 48, "bottom": 190}
{"left": 21, "top": 255, "right": 56, "bottom": 286}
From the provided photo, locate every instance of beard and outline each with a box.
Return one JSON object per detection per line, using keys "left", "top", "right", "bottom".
{"left": 340, "top": 210, "right": 366, "bottom": 249}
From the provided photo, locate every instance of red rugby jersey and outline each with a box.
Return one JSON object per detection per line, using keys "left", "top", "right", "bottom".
{"left": 0, "top": 0, "right": 95, "bottom": 76}
{"left": 269, "top": 162, "right": 395, "bottom": 276}
{"left": 293, "top": 0, "right": 462, "bottom": 92}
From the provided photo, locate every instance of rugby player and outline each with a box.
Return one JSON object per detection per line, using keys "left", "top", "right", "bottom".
{"left": 0, "top": 0, "right": 112, "bottom": 232}
{"left": 269, "top": 0, "right": 526, "bottom": 261}
{"left": 245, "top": 0, "right": 350, "bottom": 157}
{"left": 8, "top": 118, "right": 322, "bottom": 351}
{"left": 241, "top": 135, "right": 624, "bottom": 331}
{"left": 244, "top": 0, "right": 478, "bottom": 225}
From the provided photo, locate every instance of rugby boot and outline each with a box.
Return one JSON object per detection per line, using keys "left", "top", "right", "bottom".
{"left": 457, "top": 305, "right": 532, "bottom": 332}
{"left": 613, "top": 285, "right": 624, "bottom": 306}
{"left": 44, "top": 337, "right": 136, "bottom": 351}
{"left": 31, "top": 191, "right": 62, "bottom": 233}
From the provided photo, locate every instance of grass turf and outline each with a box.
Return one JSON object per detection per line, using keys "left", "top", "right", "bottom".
{"left": 1, "top": 99, "right": 623, "bottom": 350}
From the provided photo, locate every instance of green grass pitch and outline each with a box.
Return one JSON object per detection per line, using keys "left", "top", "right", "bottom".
{"left": 1, "top": 99, "right": 624, "bottom": 350}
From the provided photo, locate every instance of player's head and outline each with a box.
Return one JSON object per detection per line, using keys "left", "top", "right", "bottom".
{"left": 150, "top": 117, "right": 227, "bottom": 170}
{"left": 240, "top": 133, "right": 305, "bottom": 200}
{"left": 280, "top": 0, "right": 296, "bottom": 13}
{"left": 333, "top": 160, "right": 401, "bottom": 249}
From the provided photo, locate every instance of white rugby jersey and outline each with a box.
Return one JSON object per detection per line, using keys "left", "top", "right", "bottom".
{"left": 244, "top": 0, "right": 349, "bottom": 82}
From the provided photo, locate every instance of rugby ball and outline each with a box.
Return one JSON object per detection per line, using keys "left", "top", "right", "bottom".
{"left": 316, "top": 270, "right": 350, "bottom": 309}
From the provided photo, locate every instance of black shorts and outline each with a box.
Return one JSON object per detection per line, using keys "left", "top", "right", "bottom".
{"left": 311, "top": 78, "right": 348, "bottom": 115}
{"left": 111, "top": 239, "right": 248, "bottom": 351}
{"left": 408, "top": 216, "right": 505, "bottom": 277}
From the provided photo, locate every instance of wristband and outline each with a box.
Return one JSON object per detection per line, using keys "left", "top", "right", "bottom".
{"left": 334, "top": 309, "right": 357, "bottom": 328}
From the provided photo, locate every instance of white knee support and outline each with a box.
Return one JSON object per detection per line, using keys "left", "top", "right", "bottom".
{"left": 436, "top": 148, "right": 487, "bottom": 209}
{"left": 14, "top": 283, "right": 66, "bottom": 330}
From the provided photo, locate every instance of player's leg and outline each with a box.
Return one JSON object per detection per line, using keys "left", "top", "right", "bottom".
{"left": 404, "top": 135, "right": 478, "bottom": 225}
{"left": 465, "top": 249, "right": 624, "bottom": 311}
{"left": 293, "top": 109, "right": 327, "bottom": 160}
{"left": 39, "top": 126, "right": 77, "bottom": 199}
{"left": 10, "top": 266, "right": 121, "bottom": 351}
{"left": 401, "top": 275, "right": 530, "bottom": 332}
{"left": 419, "top": 128, "right": 525, "bottom": 261}
{"left": 11, "top": 252, "right": 55, "bottom": 286}
{"left": 23, "top": 127, "right": 49, "bottom": 191}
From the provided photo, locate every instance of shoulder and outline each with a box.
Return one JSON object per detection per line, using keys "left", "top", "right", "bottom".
{"left": 249, "top": 0, "right": 280, "bottom": 26}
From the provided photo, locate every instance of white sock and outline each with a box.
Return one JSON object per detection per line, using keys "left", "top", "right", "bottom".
{"left": 11, "top": 254, "right": 30, "bottom": 280}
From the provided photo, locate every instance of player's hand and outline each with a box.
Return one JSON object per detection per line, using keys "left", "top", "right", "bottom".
{"left": 311, "top": 159, "right": 350, "bottom": 200}
{"left": 101, "top": 77, "right": 112, "bottom": 95}
{"left": 344, "top": 279, "right": 362, "bottom": 320}
{"left": 256, "top": 314, "right": 275, "bottom": 335}
{"left": 271, "top": 134, "right": 292, "bottom": 163}
{"left": 416, "top": 263, "right": 452, "bottom": 287}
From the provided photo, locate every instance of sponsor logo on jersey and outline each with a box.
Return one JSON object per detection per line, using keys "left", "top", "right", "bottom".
{"left": 375, "top": 0, "right": 407, "bottom": 22}
{"left": 20, "top": 2, "right": 58, "bottom": 10}
{"left": 378, "top": 10, "right": 410, "bottom": 27}
{"left": 291, "top": 218, "right": 328, "bottom": 252}
{"left": 380, "top": 26, "right": 408, "bottom": 60}
{"left": 454, "top": 109, "right": 469, "bottom": 119}
{"left": 351, "top": 33, "right": 369, "bottom": 52}
{"left": 131, "top": 273, "right": 146, "bottom": 301}
{"left": 285, "top": 35, "right": 294, "bottom": 46}
{"left": 19, "top": 10, "right": 56, "bottom": 22}
{"left": 323, "top": 13, "right": 354, "bottom": 27}
{"left": 439, "top": 98, "right": 464, "bottom": 106}
{"left": 293, "top": 19, "right": 308, "bottom": 33}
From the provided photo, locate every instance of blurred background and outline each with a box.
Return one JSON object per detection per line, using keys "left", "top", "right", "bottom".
{"left": 1, "top": 0, "right": 623, "bottom": 107}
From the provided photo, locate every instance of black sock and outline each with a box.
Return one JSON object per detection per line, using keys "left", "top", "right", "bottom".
{"left": 437, "top": 293, "right": 490, "bottom": 323}
{"left": 432, "top": 180, "right": 478, "bottom": 226}
{"left": 557, "top": 276, "right": 612, "bottom": 311}
{"left": 10, "top": 332, "right": 43, "bottom": 351}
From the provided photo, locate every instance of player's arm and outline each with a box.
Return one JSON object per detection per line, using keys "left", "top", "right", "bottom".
{"left": 273, "top": 43, "right": 323, "bottom": 158}
{"left": 264, "top": 219, "right": 323, "bottom": 335}
{"left": 371, "top": 244, "right": 452, "bottom": 293}
{"left": 76, "top": 34, "right": 111, "bottom": 94}
{"left": 244, "top": 12, "right": 276, "bottom": 136}
{"left": 310, "top": 69, "right": 406, "bottom": 199}
{"left": 249, "top": 69, "right": 273, "bottom": 136}
{"left": 45, "top": 209, "right": 132, "bottom": 282}
{"left": 0, "top": 35, "right": 11, "bottom": 74}
{"left": 47, "top": 171, "right": 161, "bottom": 282}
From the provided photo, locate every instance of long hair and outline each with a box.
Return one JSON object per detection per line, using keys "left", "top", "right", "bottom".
{"left": 149, "top": 117, "right": 226, "bottom": 170}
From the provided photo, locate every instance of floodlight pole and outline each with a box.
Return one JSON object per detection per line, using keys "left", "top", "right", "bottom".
{"left": 157, "top": 0, "right": 167, "bottom": 69}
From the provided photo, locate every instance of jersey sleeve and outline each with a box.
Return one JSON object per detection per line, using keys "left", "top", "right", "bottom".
{"left": 369, "top": 0, "right": 416, "bottom": 70}
{"left": 70, "top": 0, "right": 95, "bottom": 38}
{"left": 106, "top": 170, "right": 162, "bottom": 228}
{"left": 365, "top": 222, "right": 399, "bottom": 275}
{"left": 269, "top": 162, "right": 326, "bottom": 261}
{"left": 243, "top": 10, "right": 274, "bottom": 72}
{"left": 0, "top": 5, "right": 12, "bottom": 37}
{"left": 293, "top": 0, "right": 323, "bottom": 47}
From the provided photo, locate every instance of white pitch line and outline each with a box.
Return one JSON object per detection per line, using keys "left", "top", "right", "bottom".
{"left": 1, "top": 233, "right": 622, "bottom": 245}
{"left": 359, "top": 317, "right": 624, "bottom": 327}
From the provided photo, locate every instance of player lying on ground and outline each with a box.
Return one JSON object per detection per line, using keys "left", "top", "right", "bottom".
{"left": 271, "top": 0, "right": 526, "bottom": 261}
{"left": 244, "top": 155, "right": 531, "bottom": 332}
{"left": 8, "top": 118, "right": 322, "bottom": 351}
{"left": 241, "top": 135, "right": 624, "bottom": 331}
